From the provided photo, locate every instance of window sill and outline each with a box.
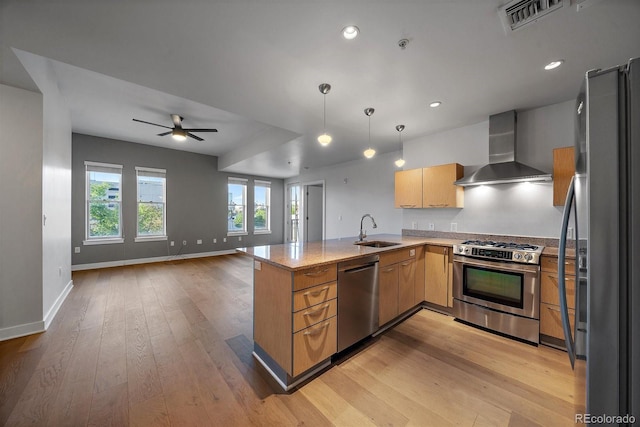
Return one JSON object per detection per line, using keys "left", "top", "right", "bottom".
{"left": 227, "top": 231, "right": 248, "bottom": 236}
{"left": 254, "top": 230, "right": 272, "bottom": 235}
{"left": 135, "top": 236, "right": 168, "bottom": 243}
{"left": 83, "top": 238, "right": 124, "bottom": 245}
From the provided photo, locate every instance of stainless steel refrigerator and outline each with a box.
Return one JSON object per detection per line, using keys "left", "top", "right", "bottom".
{"left": 559, "top": 57, "right": 639, "bottom": 420}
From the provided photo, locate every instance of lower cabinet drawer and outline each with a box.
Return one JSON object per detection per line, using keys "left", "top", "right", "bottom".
{"left": 293, "top": 281, "right": 337, "bottom": 311}
{"left": 292, "top": 316, "right": 337, "bottom": 376}
{"left": 540, "top": 302, "right": 575, "bottom": 341}
{"left": 292, "top": 299, "right": 337, "bottom": 333}
{"left": 541, "top": 272, "right": 575, "bottom": 308}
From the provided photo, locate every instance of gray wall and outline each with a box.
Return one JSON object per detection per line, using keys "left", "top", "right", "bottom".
{"left": 72, "top": 134, "right": 284, "bottom": 266}
{"left": 0, "top": 84, "right": 44, "bottom": 338}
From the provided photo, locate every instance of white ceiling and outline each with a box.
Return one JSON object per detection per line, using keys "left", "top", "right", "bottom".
{"left": 2, "top": 0, "right": 639, "bottom": 178}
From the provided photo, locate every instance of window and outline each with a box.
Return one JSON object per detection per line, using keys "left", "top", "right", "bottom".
{"left": 254, "top": 180, "right": 271, "bottom": 234}
{"left": 228, "top": 177, "right": 247, "bottom": 234}
{"left": 136, "top": 167, "right": 167, "bottom": 241}
{"left": 85, "top": 161, "right": 123, "bottom": 244}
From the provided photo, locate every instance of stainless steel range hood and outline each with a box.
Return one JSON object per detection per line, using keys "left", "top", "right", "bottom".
{"left": 454, "top": 110, "right": 552, "bottom": 186}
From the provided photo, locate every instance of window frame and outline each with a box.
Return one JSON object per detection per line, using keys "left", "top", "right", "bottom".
{"left": 135, "top": 166, "right": 167, "bottom": 242}
{"left": 227, "top": 177, "right": 248, "bottom": 236}
{"left": 253, "top": 180, "right": 271, "bottom": 235}
{"left": 84, "top": 161, "right": 124, "bottom": 245}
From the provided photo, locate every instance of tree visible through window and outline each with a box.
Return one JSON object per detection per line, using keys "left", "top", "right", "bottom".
{"left": 136, "top": 167, "right": 166, "bottom": 238}
{"left": 85, "top": 162, "right": 123, "bottom": 241}
{"left": 254, "top": 180, "right": 271, "bottom": 233}
{"left": 228, "top": 178, "right": 247, "bottom": 233}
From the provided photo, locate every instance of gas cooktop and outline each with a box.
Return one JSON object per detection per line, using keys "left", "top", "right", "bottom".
{"left": 453, "top": 240, "right": 544, "bottom": 264}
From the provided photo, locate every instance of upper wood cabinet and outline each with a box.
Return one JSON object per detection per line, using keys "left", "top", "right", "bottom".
{"left": 395, "top": 169, "right": 423, "bottom": 208}
{"left": 553, "top": 146, "right": 575, "bottom": 206}
{"left": 422, "top": 163, "right": 464, "bottom": 208}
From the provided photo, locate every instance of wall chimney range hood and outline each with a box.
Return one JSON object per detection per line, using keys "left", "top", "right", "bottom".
{"left": 454, "top": 110, "right": 552, "bottom": 186}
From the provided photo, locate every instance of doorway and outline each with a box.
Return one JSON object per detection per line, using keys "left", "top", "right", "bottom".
{"left": 285, "top": 181, "right": 325, "bottom": 243}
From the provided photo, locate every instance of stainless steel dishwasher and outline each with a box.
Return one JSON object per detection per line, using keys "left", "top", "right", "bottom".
{"left": 337, "top": 254, "right": 379, "bottom": 352}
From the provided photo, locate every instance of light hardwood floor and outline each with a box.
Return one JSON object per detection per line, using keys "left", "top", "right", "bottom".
{"left": 0, "top": 254, "right": 584, "bottom": 426}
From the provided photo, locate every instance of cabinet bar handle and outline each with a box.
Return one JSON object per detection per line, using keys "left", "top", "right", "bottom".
{"left": 401, "top": 262, "right": 411, "bottom": 267}
{"left": 382, "top": 267, "right": 395, "bottom": 273}
{"left": 303, "top": 268, "right": 329, "bottom": 277}
{"left": 303, "top": 322, "right": 331, "bottom": 336}
{"left": 303, "top": 304, "right": 330, "bottom": 317}
{"left": 303, "top": 286, "right": 330, "bottom": 297}
{"left": 400, "top": 204, "right": 416, "bottom": 208}
{"left": 546, "top": 305, "right": 561, "bottom": 313}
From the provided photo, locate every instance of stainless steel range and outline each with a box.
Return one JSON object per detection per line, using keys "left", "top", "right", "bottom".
{"left": 452, "top": 240, "right": 544, "bottom": 344}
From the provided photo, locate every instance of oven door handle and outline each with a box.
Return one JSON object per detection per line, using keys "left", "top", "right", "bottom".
{"left": 452, "top": 256, "right": 538, "bottom": 275}
{"left": 558, "top": 175, "right": 576, "bottom": 369}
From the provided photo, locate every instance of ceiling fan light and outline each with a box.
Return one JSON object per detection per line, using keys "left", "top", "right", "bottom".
{"left": 172, "top": 130, "right": 187, "bottom": 141}
{"left": 318, "top": 133, "right": 332, "bottom": 146}
{"left": 395, "top": 158, "right": 406, "bottom": 167}
{"left": 363, "top": 148, "right": 376, "bottom": 159}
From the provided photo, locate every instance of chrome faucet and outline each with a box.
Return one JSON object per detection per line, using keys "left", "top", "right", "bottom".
{"left": 358, "top": 214, "right": 377, "bottom": 242}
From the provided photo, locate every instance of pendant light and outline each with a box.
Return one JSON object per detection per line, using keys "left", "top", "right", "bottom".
{"left": 317, "top": 83, "right": 332, "bottom": 146}
{"left": 363, "top": 107, "right": 376, "bottom": 159}
{"left": 394, "top": 125, "right": 405, "bottom": 167}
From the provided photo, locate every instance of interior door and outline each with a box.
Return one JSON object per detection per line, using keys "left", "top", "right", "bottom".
{"left": 304, "top": 184, "right": 324, "bottom": 242}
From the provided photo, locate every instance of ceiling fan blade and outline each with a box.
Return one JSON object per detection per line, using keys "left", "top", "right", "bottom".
{"left": 171, "top": 114, "right": 183, "bottom": 127}
{"left": 187, "top": 133, "right": 204, "bottom": 142}
{"left": 182, "top": 128, "right": 218, "bottom": 133}
{"left": 157, "top": 131, "right": 172, "bottom": 136}
{"left": 132, "top": 118, "right": 172, "bottom": 129}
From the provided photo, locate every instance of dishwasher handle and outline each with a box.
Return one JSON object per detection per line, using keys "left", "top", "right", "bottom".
{"left": 342, "top": 262, "right": 378, "bottom": 274}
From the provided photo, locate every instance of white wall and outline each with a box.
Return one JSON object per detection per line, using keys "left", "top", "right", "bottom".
{"left": 286, "top": 151, "right": 403, "bottom": 240}
{"left": 0, "top": 84, "right": 44, "bottom": 339}
{"left": 402, "top": 100, "right": 575, "bottom": 238}
{"left": 13, "top": 50, "right": 74, "bottom": 328}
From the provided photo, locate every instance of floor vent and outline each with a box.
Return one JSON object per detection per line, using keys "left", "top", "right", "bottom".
{"left": 499, "top": 0, "right": 569, "bottom": 32}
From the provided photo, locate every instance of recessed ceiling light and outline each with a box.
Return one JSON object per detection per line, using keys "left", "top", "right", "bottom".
{"left": 429, "top": 101, "right": 442, "bottom": 108}
{"left": 544, "top": 60, "right": 564, "bottom": 70}
{"left": 342, "top": 25, "right": 359, "bottom": 40}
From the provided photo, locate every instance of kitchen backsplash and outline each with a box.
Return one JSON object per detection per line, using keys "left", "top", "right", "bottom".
{"left": 402, "top": 229, "right": 573, "bottom": 248}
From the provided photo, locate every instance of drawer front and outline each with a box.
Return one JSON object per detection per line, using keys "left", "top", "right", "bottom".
{"left": 293, "top": 281, "right": 337, "bottom": 311}
{"left": 293, "top": 299, "right": 337, "bottom": 333}
{"left": 379, "top": 247, "right": 416, "bottom": 267}
{"left": 292, "top": 316, "right": 337, "bottom": 376}
{"left": 541, "top": 272, "right": 576, "bottom": 309}
{"left": 541, "top": 256, "right": 575, "bottom": 274}
{"left": 293, "top": 264, "right": 337, "bottom": 291}
{"left": 540, "top": 302, "right": 576, "bottom": 341}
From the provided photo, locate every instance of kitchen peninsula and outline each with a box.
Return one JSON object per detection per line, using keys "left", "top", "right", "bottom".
{"left": 238, "top": 234, "right": 458, "bottom": 390}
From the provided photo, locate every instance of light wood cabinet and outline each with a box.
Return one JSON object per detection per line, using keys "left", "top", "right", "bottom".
{"left": 254, "top": 261, "right": 338, "bottom": 377}
{"left": 425, "top": 245, "right": 453, "bottom": 307}
{"left": 422, "top": 163, "right": 464, "bottom": 208}
{"left": 540, "top": 254, "right": 576, "bottom": 346}
{"left": 378, "top": 247, "right": 418, "bottom": 326}
{"left": 413, "top": 245, "right": 425, "bottom": 306}
{"left": 553, "top": 146, "right": 575, "bottom": 206}
{"left": 395, "top": 169, "right": 423, "bottom": 208}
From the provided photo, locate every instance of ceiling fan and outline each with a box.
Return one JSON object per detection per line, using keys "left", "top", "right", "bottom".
{"left": 132, "top": 114, "right": 218, "bottom": 142}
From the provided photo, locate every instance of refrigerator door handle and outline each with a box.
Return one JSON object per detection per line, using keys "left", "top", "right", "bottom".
{"left": 559, "top": 175, "right": 577, "bottom": 369}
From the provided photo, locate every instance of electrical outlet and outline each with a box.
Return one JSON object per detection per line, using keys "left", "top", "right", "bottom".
{"left": 213, "top": 238, "right": 217, "bottom": 243}
{"left": 238, "top": 236, "right": 242, "bottom": 241}
{"left": 223, "top": 237, "right": 227, "bottom": 243}
{"left": 428, "top": 223, "right": 435, "bottom": 231}
{"left": 182, "top": 240, "right": 187, "bottom": 246}
{"left": 74, "top": 246, "right": 80, "bottom": 253}
{"left": 450, "top": 223, "right": 458, "bottom": 232}
{"left": 567, "top": 227, "right": 574, "bottom": 239}
{"left": 412, "top": 221, "right": 418, "bottom": 229}
{"left": 197, "top": 239, "right": 202, "bottom": 245}
{"left": 170, "top": 241, "right": 175, "bottom": 246}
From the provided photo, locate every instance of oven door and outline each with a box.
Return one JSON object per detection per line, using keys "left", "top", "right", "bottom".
{"left": 453, "top": 255, "right": 540, "bottom": 319}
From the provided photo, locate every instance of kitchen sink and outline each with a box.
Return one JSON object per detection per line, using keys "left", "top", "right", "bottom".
{"left": 354, "top": 240, "right": 401, "bottom": 248}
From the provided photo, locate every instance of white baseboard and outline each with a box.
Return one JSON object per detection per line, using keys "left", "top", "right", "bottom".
{"left": 71, "top": 249, "right": 238, "bottom": 271}
{"left": 44, "top": 279, "right": 73, "bottom": 329}
{"left": 0, "top": 320, "right": 45, "bottom": 342}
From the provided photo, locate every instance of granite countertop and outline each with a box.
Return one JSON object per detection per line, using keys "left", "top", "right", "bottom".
{"left": 237, "top": 234, "right": 461, "bottom": 271}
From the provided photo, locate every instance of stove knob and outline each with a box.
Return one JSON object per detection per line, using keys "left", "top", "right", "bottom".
{"left": 524, "top": 253, "right": 533, "bottom": 262}
{"left": 464, "top": 247, "right": 471, "bottom": 255}
{"left": 458, "top": 246, "right": 465, "bottom": 253}
{"left": 513, "top": 252, "right": 523, "bottom": 260}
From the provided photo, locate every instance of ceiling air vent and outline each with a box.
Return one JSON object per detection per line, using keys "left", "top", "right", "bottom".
{"left": 499, "top": 0, "right": 569, "bottom": 32}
